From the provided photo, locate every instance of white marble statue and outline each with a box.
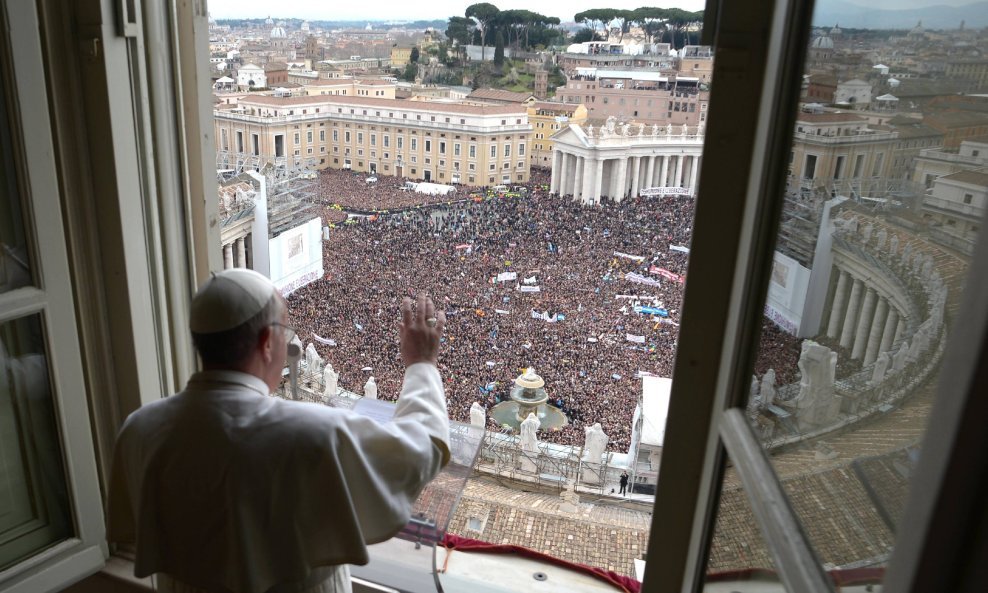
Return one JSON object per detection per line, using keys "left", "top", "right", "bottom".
{"left": 605, "top": 116, "right": 617, "bottom": 134}
{"left": 290, "top": 334, "right": 303, "bottom": 353}
{"left": 520, "top": 412, "right": 540, "bottom": 454}
{"left": 363, "top": 376, "right": 378, "bottom": 399}
{"left": 666, "top": 122, "right": 674, "bottom": 136}
{"left": 846, "top": 216, "right": 859, "bottom": 233}
{"left": 470, "top": 402, "right": 486, "bottom": 428}
{"left": 697, "top": 122, "right": 705, "bottom": 136}
{"left": 760, "top": 369, "right": 777, "bottom": 407}
{"left": 861, "top": 223, "right": 874, "bottom": 244}
{"left": 871, "top": 352, "right": 891, "bottom": 385}
{"left": 651, "top": 123, "right": 659, "bottom": 137}
{"left": 583, "top": 422, "right": 608, "bottom": 463}
{"left": 747, "top": 375, "right": 760, "bottom": 413}
{"left": 585, "top": 124, "right": 594, "bottom": 138}
{"left": 322, "top": 363, "right": 339, "bottom": 397}
{"left": 681, "top": 123, "right": 689, "bottom": 136}
{"left": 876, "top": 228, "right": 888, "bottom": 252}
{"left": 902, "top": 242, "right": 913, "bottom": 265}
{"left": 305, "top": 343, "right": 321, "bottom": 374}
{"left": 621, "top": 122, "right": 631, "bottom": 136}
{"left": 793, "top": 340, "right": 840, "bottom": 427}
{"left": 892, "top": 342, "right": 910, "bottom": 371}
{"left": 638, "top": 123, "right": 646, "bottom": 136}
{"left": 889, "top": 234, "right": 899, "bottom": 257}
{"left": 599, "top": 125, "right": 609, "bottom": 139}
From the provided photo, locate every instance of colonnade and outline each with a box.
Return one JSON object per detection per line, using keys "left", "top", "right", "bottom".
{"left": 222, "top": 236, "right": 250, "bottom": 269}
{"left": 549, "top": 151, "right": 702, "bottom": 204}
{"left": 825, "top": 267, "right": 905, "bottom": 365}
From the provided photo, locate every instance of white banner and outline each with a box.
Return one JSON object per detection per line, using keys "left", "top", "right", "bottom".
{"left": 670, "top": 244, "right": 690, "bottom": 254}
{"left": 494, "top": 309, "right": 510, "bottom": 315}
{"left": 496, "top": 271, "right": 517, "bottom": 282}
{"left": 312, "top": 334, "right": 337, "bottom": 346}
{"left": 625, "top": 272, "right": 663, "bottom": 288}
{"left": 626, "top": 333, "right": 646, "bottom": 344}
{"left": 523, "top": 275, "right": 537, "bottom": 285}
{"left": 519, "top": 285, "right": 541, "bottom": 293}
{"left": 613, "top": 251, "right": 645, "bottom": 262}
{"left": 531, "top": 310, "right": 558, "bottom": 323}
{"left": 641, "top": 187, "right": 691, "bottom": 196}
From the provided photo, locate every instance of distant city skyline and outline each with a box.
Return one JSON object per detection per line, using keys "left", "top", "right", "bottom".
{"left": 206, "top": 0, "right": 706, "bottom": 23}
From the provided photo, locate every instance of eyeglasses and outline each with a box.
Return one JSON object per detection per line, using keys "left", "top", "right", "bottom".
{"left": 271, "top": 322, "right": 296, "bottom": 343}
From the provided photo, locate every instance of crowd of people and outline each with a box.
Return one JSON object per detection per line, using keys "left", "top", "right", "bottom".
{"left": 290, "top": 168, "right": 800, "bottom": 451}
{"left": 313, "top": 167, "right": 475, "bottom": 212}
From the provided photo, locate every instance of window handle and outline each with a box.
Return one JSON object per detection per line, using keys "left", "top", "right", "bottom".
{"left": 116, "top": 0, "right": 138, "bottom": 38}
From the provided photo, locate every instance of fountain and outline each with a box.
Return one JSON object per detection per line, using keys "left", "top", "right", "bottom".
{"left": 490, "top": 367, "right": 569, "bottom": 432}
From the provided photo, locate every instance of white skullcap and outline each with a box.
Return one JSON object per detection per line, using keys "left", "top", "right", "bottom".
{"left": 190, "top": 269, "right": 278, "bottom": 334}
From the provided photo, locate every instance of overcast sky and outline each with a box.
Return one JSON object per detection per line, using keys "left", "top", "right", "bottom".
{"left": 206, "top": 0, "right": 706, "bottom": 23}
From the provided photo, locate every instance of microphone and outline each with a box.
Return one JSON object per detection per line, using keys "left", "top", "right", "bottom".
{"left": 287, "top": 343, "right": 301, "bottom": 401}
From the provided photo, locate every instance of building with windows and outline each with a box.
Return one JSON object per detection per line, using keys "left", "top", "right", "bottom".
{"left": 913, "top": 136, "right": 988, "bottom": 189}
{"left": 389, "top": 46, "right": 412, "bottom": 68}
{"left": 555, "top": 69, "right": 709, "bottom": 127}
{"left": 788, "top": 110, "right": 898, "bottom": 191}
{"left": 213, "top": 95, "right": 532, "bottom": 186}
{"left": 921, "top": 169, "right": 987, "bottom": 255}
{"left": 527, "top": 101, "right": 588, "bottom": 168}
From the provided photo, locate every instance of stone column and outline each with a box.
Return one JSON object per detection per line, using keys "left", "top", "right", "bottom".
{"left": 851, "top": 287, "right": 877, "bottom": 360}
{"left": 840, "top": 277, "right": 863, "bottom": 349}
{"left": 660, "top": 155, "right": 669, "bottom": 187}
{"left": 879, "top": 307, "right": 898, "bottom": 354}
{"left": 616, "top": 157, "right": 629, "bottom": 201}
{"left": 630, "top": 156, "right": 642, "bottom": 198}
{"left": 559, "top": 152, "right": 569, "bottom": 195}
{"left": 864, "top": 297, "right": 888, "bottom": 365}
{"left": 593, "top": 157, "right": 605, "bottom": 204}
{"left": 574, "top": 156, "right": 585, "bottom": 202}
{"left": 581, "top": 156, "right": 594, "bottom": 204}
{"left": 674, "top": 155, "right": 684, "bottom": 187}
{"left": 894, "top": 317, "right": 905, "bottom": 344}
{"left": 550, "top": 151, "right": 561, "bottom": 194}
{"left": 826, "top": 269, "right": 850, "bottom": 338}
{"left": 223, "top": 243, "right": 234, "bottom": 270}
{"left": 609, "top": 159, "right": 621, "bottom": 199}
{"left": 645, "top": 156, "right": 656, "bottom": 191}
{"left": 236, "top": 237, "right": 247, "bottom": 268}
{"left": 688, "top": 155, "right": 700, "bottom": 194}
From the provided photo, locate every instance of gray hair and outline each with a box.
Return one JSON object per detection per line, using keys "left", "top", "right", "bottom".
{"left": 191, "top": 294, "right": 282, "bottom": 366}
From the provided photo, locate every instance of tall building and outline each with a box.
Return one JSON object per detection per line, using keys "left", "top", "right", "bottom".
{"left": 555, "top": 69, "right": 709, "bottom": 126}
{"left": 527, "top": 101, "right": 588, "bottom": 168}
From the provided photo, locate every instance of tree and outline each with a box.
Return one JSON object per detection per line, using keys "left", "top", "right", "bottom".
{"left": 402, "top": 63, "right": 417, "bottom": 82}
{"left": 465, "top": 3, "right": 499, "bottom": 61}
{"left": 572, "top": 27, "right": 601, "bottom": 44}
{"left": 493, "top": 30, "right": 505, "bottom": 66}
{"left": 410, "top": 47, "right": 420, "bottom": 63}
{"left": 445, "top": 15, "right": 474, "bottom": 47}
{"left": 574, "top": 8, "right": 618, "bottom": 41}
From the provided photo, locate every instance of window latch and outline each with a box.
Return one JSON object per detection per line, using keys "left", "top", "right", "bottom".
{"left": 116, "top": 0, "right": 138, "bottom": 38}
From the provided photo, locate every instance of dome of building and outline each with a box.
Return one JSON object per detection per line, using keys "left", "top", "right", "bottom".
{"left": 811, "top": 35, "right": 834, "bottom": 49}
{"left": 301, "top": 21, "right": 310, "bottom": 32}
{"left": 270, "top": 26, "right": 287, "bottom": 39}
{"left": 264, "top": 15, "right": 274, "bottom": 26}
{"left": 829, "top": 23, "right": 842, "bottom": 36}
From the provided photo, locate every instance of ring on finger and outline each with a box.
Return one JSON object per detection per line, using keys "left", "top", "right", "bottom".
{"left": 426, "top": 317, "right": 438, "bottom": 327}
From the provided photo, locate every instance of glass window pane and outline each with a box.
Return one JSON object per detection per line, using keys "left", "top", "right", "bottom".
{"left": 0, "top": 314, "right": 73, "bottom": 570}
{"left": 0, "top": 73, "right": 32, "bottom": 294}
{"left": 730, "top": 7, "right": 983, "bottom": 587}
{"left": 705, "top": 481, "right": 784, "bottom": 591}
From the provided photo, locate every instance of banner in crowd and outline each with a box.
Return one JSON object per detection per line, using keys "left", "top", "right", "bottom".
{"left": 531, "top": 309, "right": 559, "bottom": 323}
{"left": 640, "top": 187, "right": 691, "bottom": 196}
{"left": 626, "top": 333, "right": 646, "bottom": 344}
{"left": 648, "top": 266, "right": 685, "bottom": 284}
{"left": 634, "top": 305, "right": 669, "bottom": 317}
{"left": 624, "top": 272, "right": 663, "bottom": 288}
{"left": 496, "top": 271, "right": 517, "bottom": 282}
{"left": 670, "top": 244, "right": 690, "bottom": 254}
{"left": 494, "top": 309, "right": 510, "bottom": 315}
{"left": 312, "top": 334, "right": 337, "bottom": 346}
{"left": 614, "top": 251, "right": 646, "bottom": 262}
{"left": 523, "top": 276, "right": 537, "bottom": 285}
{"left": 519, "top": 285, "right": 541, "bottom": 293}
{"left": 455, "top": 244, "right": 471, "bottom": 250}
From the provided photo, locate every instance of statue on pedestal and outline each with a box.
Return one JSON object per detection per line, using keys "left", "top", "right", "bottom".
{"left": 470, "top": 402, "right": 486, "bottom": 428}
{"left": 651, "top": 123, "right": 659, "bottom": 137}
{"left": 861, "top": 223, "right": 874, "bottom": 244}
{"left": 793, "top": 340, "right": 839, "bottom": 428}
{"left": 520, "top": 412, "right": 540, "bottom": 454}
{"left": 305, "top": 343, "right": 321, "bottom": 375}
{"left": 666, "top": 122, "right": 674, "bottom": 136}
{"left": 323, "top": 363, "right": 339, "bottom": 397}
{"left": 871, "top": 352, "right": 891, "bottom": 385}
{"left": 892, "top": 342, "right": 910, "bottom": 371}
{"left": 760, "top": 369, "right": 777, "bottom": 408}
{"left": 889, "top": 234, "right": 899, "bottom": 257}
{"left": 605, "top": 116, "right": 617, "bottom": 134}
{"left": 363, "top": 376, "right": 378, "bottom": 400}
{"left": 583, "top": 423, "right": 608, "bottom": 463}
{"left": 585, "top": 124, "right": 594, "bottom": 138}
{"left": 638, "top": 123, "right": 645, "bottom": 136}
{"left": 681, "top": 123, "right": 689, "bottom": 136}
{"left": 876, "top": 228, "right": 888, "bottom": 252}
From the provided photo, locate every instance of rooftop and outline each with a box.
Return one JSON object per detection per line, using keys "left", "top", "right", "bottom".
{"left": 466, "top": 88, "right": 534, "bottom": 103}
{"left": 236, "top": 94, "right": 527, "bottom": 116}
{"left": 940, "top": 168, "right": 988, "bottom": 186}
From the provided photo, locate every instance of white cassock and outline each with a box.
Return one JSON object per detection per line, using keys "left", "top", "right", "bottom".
{"left": 108, "top": 363, "right": 450, "bottom": 593}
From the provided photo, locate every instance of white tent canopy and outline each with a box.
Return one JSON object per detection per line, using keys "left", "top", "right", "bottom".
{"left": 413, "top": 182, "right": 456, "bottom": 196}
